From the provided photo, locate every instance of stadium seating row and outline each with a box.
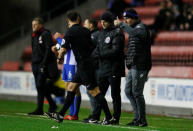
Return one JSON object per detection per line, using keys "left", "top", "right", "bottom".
{"left": 2, "top": 61, "right": 193, "bottom": 79}
{"left": 4, "top": 31, "right": 193, "bottom": 69}
{"left": 151, "top": 46, "right": 193, "bottom": 66}
{"left": 123, "top": 0, "right": 193, "bottom": 6}
{"left": 21, "top": 45, "right": 32, "bottom": 62}
{"left": 4, "top": 45, "right": 193, "bottom": 69}
{"left": 1, "top": 61, "right": 21, "bottom": 71}
{"left": 97, "top": 18, "right": 154, "bottom": 29}
{"left": 124, "top": 0, "right": 193, "bottom": 5}
{"left": 149, "top": 66, "right": 193, "bottom": 79}
{"left": 1, "top": 61, "right": 63, "bottom": 72}
{"left": 91, "top": 6, "right": 159, "bottom": 20}
{"left": 154, "top": 31, "right": 193, "bottom": 45}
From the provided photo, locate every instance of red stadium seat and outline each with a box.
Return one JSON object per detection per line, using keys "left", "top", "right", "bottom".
{"left": 1, "top": 61, "right": 20, "bottom": 71}
{"left": 145, "top": 0, "right": 193, "bottom": 6}
{"left": 91, "top": 9, "right": 105, "bottom": 19}
{"left": 21, "top": 46, "right": 32, "bottom": 62}
{"left": 183, "top": 0, "right": 193, "bottom": 4}
{"left": 141, "top": 18, "right": 154, "bottom": 25}
{"left": 144, "top": 0, "right": 163, "bottom": 5}
{"left": 151, "top": 46, "right": 193, "bottom": 66}
{"left": 149, "top": 66, "right": 193, "bottom": 79}
{"left": 124, "top": 0, "right": 131, "bottom": 4}
{"left": 134, "top": 6, "right": 159, "bottom": 18}
{"left": 23, "top": 62, "right": 32, "bottom": 72}
{"left": 154, "top": 31, "right": 193, "bottom": 45}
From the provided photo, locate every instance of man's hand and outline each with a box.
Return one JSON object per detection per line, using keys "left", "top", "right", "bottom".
{"left": 51, "top": 45, "right": 59, "bottom": 56}
{"left": 57, "top": 47, "right": 67, "bottom": 64}
{"left": 57, "top": 58, "right": 64, "bottom": 64}
{"left": 114, "top": 17, "right": 121, "bottom": 27}
{"left": 51, "top": 45, "right": 57, "bottom": 52}
{"left": 53, "top": 32, "right": 62, "bottom": 39}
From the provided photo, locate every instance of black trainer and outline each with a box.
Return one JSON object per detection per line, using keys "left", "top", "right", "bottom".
{"left": 45, "top": 112, "right": 64, "bottom": 123}
{"left": 109, "top": 117, "right": 119, "bottom": 125}
{"left": 126, "top": 119, "right": 138, "bottom": 126}
{"left": 28, "top": 109, "right": 44, "bottom": 115}
{"left": 138, "top": 121, "right": 148, "bottom": 127}
{"left": 88, "top": 118, "right": 99, "bottom": 124}
{"left": 100, "top": 117, "right": 112, "bottom": 125}
{"left": 82, "top": 115, "right": 92, "bottom": 123}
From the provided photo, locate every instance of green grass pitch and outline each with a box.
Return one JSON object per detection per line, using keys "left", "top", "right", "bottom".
{"left": 0, "top": 99, "right": 193, "bottom": 131}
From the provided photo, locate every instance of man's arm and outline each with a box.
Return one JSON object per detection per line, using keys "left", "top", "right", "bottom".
{"left": 119, "top": 22, "right": 146, "bottom": 38}
{"left": 114, "top": 17, "right": 146, "bottom": 37}
{"left": 54, "top": 32, "right": 70, "bottom": 63}
{"left": 57, "top": 47, "right": 67, "bottom": 64}
{"left": 119, "top": 22, "right": 134, "bottom": 35}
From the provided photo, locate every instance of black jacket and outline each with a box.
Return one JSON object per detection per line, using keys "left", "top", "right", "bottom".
{"left": 61, "top": 24, "right": 95, "bottom": 63}
{"left": 94, "top": 26, "right": 125, "bottom": 77}
{"left": 120, "top": 21, "right": 152, "bottom": 70}
{"left": 31, "top": 28, "right": 58, "bottom": 78}
{"left": 90, "top": 29, "right": 100, "bottom": 69}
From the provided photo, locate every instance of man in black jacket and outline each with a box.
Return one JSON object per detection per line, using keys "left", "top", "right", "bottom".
{"left": 83, "top": 18, "right": 100, "bottom": 122}
{"left": 92, "top": 11, "right": 125, "bottom": 125}
{"left": 115, "top": 8, "right": 152, "bottom": 127}
{"left": 29, "top": 17, "right": 59, "bottom": 115}
{"left": 45, "top": 11, "right": 112, "bottom": 123}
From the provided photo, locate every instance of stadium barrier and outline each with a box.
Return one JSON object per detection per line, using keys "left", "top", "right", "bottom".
{"left": 0, "top": 71, "right": 193, "bottom": 116}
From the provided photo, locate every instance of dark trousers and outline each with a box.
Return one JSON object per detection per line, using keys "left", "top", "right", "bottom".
{"left": 86, "top": 69, "right": 99, "bottom": 116}
{"left": 32, "top": 64, "right": 57, "bottom": 111}
{"left": 93, "top": 75, "right": 121, "bottom": 121}
{"left": 44, "top": 77, "right": 61, "bottom": 109}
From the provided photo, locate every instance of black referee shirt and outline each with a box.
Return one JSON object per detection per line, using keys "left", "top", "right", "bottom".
{"left": 61, "top": 24, "right": 95, "bottom": 63}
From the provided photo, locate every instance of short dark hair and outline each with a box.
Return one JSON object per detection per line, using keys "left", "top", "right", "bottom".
{"left": 33, "top": 17, "right": 44, "bottom": 25}
{"left": 88, "top": 19, "right": 98, "bottom": 29}
{"left": 66, "top": 11, "right": 82, "bottom": 23}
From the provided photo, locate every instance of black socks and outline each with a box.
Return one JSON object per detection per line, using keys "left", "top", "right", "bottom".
{"left": 59, "top": 91, "right": 75, "bottom": 116}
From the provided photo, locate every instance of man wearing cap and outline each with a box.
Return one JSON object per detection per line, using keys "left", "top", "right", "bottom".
{"left": 92, "top": 11, "right": 125, "bottom": 125}
{"left": 115, "top": 8, "right": 152, "bottom": 127}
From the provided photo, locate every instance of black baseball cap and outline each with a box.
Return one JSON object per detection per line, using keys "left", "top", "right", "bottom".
{"left": 100, "top": 11, "right": 114, "bottom": 24}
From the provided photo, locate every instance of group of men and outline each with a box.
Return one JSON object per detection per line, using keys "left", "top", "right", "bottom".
{"left": 29, "top": 8, "right": 152, "bottom": 127}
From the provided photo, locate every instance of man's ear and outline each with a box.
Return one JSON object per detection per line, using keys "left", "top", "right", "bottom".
{"left": 90, "top": 23, "right": 94, "bottom": 29}
{"left": 66, "top": 18, "right": 69, "bottom": 23}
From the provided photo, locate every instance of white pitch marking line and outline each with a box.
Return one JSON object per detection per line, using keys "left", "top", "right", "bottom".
{"left": 14, "top": 113, "right": 47, "bottom": 118}
{"left": 0, "top": 114, "right": 48, "bottom": 121}
{"left": 64, "top": 121, "right": 159, "bottom": 131}
{"left": 0, "top": 114, "right": 159, "bottom": 131}
{"left": 121, "top": 116, "right": 193, "bottom": 121}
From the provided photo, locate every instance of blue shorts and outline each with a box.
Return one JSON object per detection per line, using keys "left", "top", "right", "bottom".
{"left": 62, "top": 64, "right": 76, "bottom": 82}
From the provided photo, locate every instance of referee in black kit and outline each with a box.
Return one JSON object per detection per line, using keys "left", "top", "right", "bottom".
{"left": 46, "top": 11, "right": 112, "bottom": 123}
{"left": 91, "top": 11, "right": 125, "bottom": 125}
{"left": 28, "top": 17, "right": 58, "bottom": 115}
